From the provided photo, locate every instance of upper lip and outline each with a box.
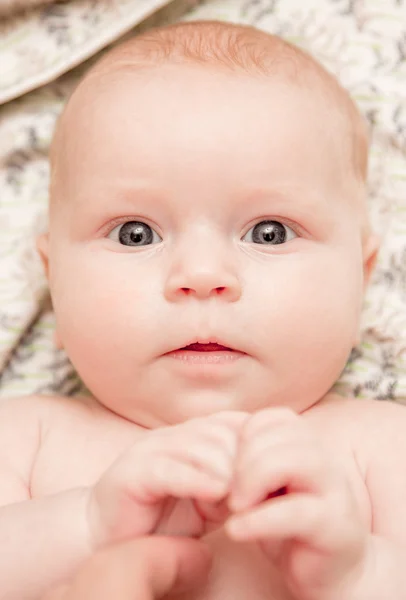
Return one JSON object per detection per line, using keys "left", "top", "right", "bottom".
{"left": 167, "top": 337, "right": 242, "bottom": 353}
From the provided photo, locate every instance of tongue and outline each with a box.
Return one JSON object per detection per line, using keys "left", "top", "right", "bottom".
{"left": 183, "top": 343, "right": 230, "bottom": 352}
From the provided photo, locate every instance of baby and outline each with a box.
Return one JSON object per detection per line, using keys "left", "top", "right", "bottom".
{"left": 1, "top": 18, "right": 405, "bottom": 600}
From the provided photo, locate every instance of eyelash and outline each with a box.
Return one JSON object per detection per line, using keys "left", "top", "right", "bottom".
{"left": 103, "top": 216, "right": 305, "bottom": 240}
{"left": 242, "top": 217, "right": 303, "bottom": 239}
{"left": 102, "top": 217, "right": 160, "bottom": 237}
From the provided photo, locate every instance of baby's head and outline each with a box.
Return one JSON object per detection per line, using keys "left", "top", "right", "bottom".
{"left": 38, "top": 21, "right": 379, "bottom": 426}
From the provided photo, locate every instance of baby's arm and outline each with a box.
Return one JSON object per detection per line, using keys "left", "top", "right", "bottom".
{"left": 0, "top": 398, "right": 93, "bottom": 600}
{"left": 221, "top": 401, "right": 406, "bottom": 600}
{"left": 0, "top": 399, "right": 243, "bottom": 600}
{"left": 346, "top": 400, "right": 406, "bottom": 600}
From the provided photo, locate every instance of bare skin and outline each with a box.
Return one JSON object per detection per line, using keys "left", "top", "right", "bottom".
{"left": 2, "top": 391, "right": 406, "bottom": 600}
{"left": 6, "top": 21, "right": 398, "bottom": 600}
{"left": 43, "top": 536, "right": 212, "bottom": 600}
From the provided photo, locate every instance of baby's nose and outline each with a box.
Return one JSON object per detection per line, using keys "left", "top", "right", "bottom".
{"left": 164, "top": 249, "right": 241, "bottom": 302}
{"left": 200, "top": 273, "right": 240, "bottom": 298}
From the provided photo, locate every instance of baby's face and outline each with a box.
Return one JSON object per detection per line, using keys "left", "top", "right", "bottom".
{"left": 44, "top": 65, "right": 366, "bottom": 426}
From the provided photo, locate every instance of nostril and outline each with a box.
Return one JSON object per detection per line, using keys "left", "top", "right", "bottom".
{"left": 216, "top": 287, "right": 225, "bottom": 294}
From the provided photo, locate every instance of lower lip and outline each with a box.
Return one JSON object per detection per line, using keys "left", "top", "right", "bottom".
{"left": 165, "top": 349, "right": 245, "bottom": 365}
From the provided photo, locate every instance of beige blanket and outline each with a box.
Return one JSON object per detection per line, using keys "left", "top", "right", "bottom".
{"left": 0, "top": 0, "right": 405, "bottom": 403}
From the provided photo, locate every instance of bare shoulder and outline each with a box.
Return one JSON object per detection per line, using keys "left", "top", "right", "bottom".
{"left": 304, "top": 393, "right": 406, "bottom": 468}
{"left": 0, "top": 393, "right": 49, "bottom": 437}
{"left": 0, "top": 394, "right": 138, "bottom": 501}
{"left": 0, "top": 393, "right": 96, "bottom": 431}
{"left": 307, "top": 394, "right": 406, "bottom": 539}
{"left": 5, "top": 393, "right": 138, "bottom": 449}
{"left": 0, "top": 394, "right": 64, "bottom": 504}
{"left": 0, "top": 393, "right": 101, "bottom": 470}
{"left": 0, "top": 394, "right": 81, "bottom": 458}
{"left": 306, "top": 392, "right": 406, "bottom": 439}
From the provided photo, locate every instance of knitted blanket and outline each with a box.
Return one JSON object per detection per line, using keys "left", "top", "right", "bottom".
{"left": 1, "top": 0, "right": 405, "bottom": 403}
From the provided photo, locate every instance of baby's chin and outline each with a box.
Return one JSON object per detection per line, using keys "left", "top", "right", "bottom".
{"left": 95, "top": 389, "right": 247, "bottom": 427}
{"left": 98, "top": 386, "right": 320, "bottom": 428}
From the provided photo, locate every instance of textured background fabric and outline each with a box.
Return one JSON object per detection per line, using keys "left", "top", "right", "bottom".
{"left": 0, "top": 0, "right": 405, "bottom": 403}
{"left": 0, "top": 0, "right": 179, "bottom": 103}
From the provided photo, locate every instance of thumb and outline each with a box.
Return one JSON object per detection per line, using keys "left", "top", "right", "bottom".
{"left": 141, "top": 537, "right": 212, "bottom": 597}
{"left": 48, "top": 537, "right": 212, "bottom": 600}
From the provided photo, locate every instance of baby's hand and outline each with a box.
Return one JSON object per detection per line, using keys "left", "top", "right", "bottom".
{"left": 87, "top": 412, "right": 247, "bottom": 549}
{"left": 225, "top": 408, "right": 369, "bottom": 600}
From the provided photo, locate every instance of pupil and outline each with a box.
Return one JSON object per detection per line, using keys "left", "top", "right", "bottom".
{"left": 130, "top": 228, "right": 144, "bottom": 243}
{"left": 253, "top": 221, "right": 286, "bottom": 245}
{"left": 119, "top": 222, "right": 153, "bottom": 246}
{"left": 263, "top": 228, "right": 276, "bottom": 242}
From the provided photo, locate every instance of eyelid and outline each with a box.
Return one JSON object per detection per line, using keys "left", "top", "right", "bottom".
{"left": 99, "top": 215, "right": 308, "bottom": 241}
{"left": 100, "top": 216, "right": 163, "bottom": 238}
{"left": 241, "top": 217, "right": 306, "bottom": 240}
{"left": 105, "top": 218, "right": 163, "bottom": 246}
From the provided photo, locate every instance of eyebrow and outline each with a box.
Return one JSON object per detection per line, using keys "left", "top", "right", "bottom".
{"left": 71, "top": 180, "right": 335, "bottom": 232}
{"left": 80, "top": 180, "right": 328, "bottom": 207}
{"left": 239, "top": 185, "right": 335, "bottom": 223}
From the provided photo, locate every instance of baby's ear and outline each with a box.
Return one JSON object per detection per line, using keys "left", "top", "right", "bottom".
{"left": 353, "top": 234, "right": 380, "bottom": 348}
{"left": 36, "top": 232, "right": 50, "bottom": 279}
{"left": 36, "top": 233, "right": 63, "bottom": 349}
{"left": 362, "top": 233, "right": 380, "bottom": 291}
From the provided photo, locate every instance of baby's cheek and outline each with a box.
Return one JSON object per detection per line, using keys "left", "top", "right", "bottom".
{"left": 264, "top": 255, "right": 361, "bottom": 406}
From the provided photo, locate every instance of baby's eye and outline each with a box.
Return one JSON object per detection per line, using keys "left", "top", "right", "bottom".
{"left": 242, "top": 220, "right": 296, "bottom": 245}
{"left": 108, "top": 221, "right": 162, "bottom": 247}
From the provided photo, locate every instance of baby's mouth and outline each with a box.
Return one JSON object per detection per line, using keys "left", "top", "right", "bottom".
{"left": 180, "top": 343, "right": 232, "bottom": 352}
{"left": 165, "top": 341, "right": 245, "bottom": 366}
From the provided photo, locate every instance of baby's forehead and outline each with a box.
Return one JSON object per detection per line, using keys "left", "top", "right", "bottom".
{"left": 50, "top": 22, "right": 368, "bottom": 233}
{"left": 56, "top": 56, "right": 350, "bottom": 159}
{"left": 55, "top": 62, "right": 344, "bottom": 185}
{"left": 54, "top": 20, "right": 366, "bottom": 161}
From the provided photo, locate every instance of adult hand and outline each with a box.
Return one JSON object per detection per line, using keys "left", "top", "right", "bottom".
{"left": 43, "top": 536, "right": 211, "bottom": 600}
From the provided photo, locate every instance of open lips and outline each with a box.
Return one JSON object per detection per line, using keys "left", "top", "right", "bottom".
{"left": 164, "top": 340, "right": 246, "bottom": 364}
{"left": 180, "top": 343, "right": 233, "bottom": 352}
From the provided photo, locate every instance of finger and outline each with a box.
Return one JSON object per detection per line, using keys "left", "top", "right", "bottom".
{"left": 186, "top": 413, "right": 247, "bottom": 462}
{"left": 238, "top": 422, "right": 313, "bottom": 472}
{"left": 42, "top": 584, "right": 70, "bottom": 600}
{"left": 230, "top": 444, "right": 327, "bottom": 511}
{"left": 226, "top": 494, "right": 323, "bottom": 544}
{"left": 140, "top": 456, "right": 230, "bottom": 502}
{"left": 165, "top": 423, "right": 241, "bottom": 480}
{"left": 55, "top": 537, "right": 211, "bottom": 600}
{"left": 194, "top": 497, "right": 230, "bottom": 525}
{"left": 148, "top": 415, "right": 246, "bottom": 481}
{"left": 140, "top": 537, "right": 212, "bottom": 597}
{"left": 209, "top": 411, "right": 249, "bottom": 429}
{"left": 165, "top": 438, "right": 234, "bottom": 481}
{"left": 241, "top": 407, "right": 300, "bottom": 440}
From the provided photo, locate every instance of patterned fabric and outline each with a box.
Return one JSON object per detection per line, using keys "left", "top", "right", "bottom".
{"left": 0, "top": 0, "right": 56, "bottom": 19}
{"left": 0, "top": 0, "right": 405, "bottom": 403}
{"left": 0, "top": 0, "right": 177, "bottom": 104}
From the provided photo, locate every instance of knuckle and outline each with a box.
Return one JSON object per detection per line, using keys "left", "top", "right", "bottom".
{"left": 187, "top": 419, "right": 238, "bottom": 453}
{"left": 270, "top": 407, "right": 298, "bottom": 419}
{"left": 84, "top": 548, "right": 119, "bottom": 577}
{"left": 299, "top": 497, "right": 323, "bottom": 533}
{"left": 206, "top": 421, "right": 234, "bottom": 442}
{"left": 149, "top": 455, "right": 169, "bottom": 483}
{"left": 212, "top": 410, "right": 248, "bottom": 423}
{"left": 243, "top": 407, "right": 299, "bottom": 438}
{"left": 129, "top": 434, "right": 159, "bottom": 456}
